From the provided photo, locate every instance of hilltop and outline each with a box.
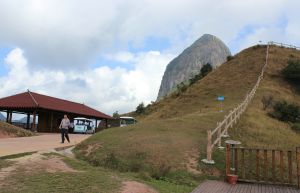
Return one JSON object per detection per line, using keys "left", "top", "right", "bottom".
{"left": 74, "top": 44, "right": 300, "bottom": 192}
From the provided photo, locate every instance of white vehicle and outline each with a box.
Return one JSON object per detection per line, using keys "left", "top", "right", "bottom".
{"left": 73, "top": 117, "right": 95, "bottom": 134}
{"left": 120, "top": 116, "right": 137, "bottom": 127}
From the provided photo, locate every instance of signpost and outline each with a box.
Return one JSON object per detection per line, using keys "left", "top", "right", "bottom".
{"left": 217, "top": 96, "right": 224, "bottom": 112}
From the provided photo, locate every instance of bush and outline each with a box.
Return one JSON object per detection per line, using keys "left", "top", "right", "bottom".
{"left": 292, "top": 123, "right": 300, "bottom": 131}
{"left": 282, "top": 60, "right": 300, "bottom": 82}
{"left": 270, "top": 100, "right": 300, "bottom": 123}
{"left": 112, "top": 111, "right": 120, "bottom": 118}
{"left": 200, "top": 63, "right": 213, "bottom": 77}
{"left": 150, "top": 162, "right": 172, "bottom": 180}
{"left": 261, "top": 95, "right": 273, "bottom": 110}
{"left": 189, "top": 63, "right": 213, "bottom": 86}
{"left": 227, "top": 55, "right": 234, "bottom": 61}
{"left": 136, "top": 102, "right": 146, "bottom": 115}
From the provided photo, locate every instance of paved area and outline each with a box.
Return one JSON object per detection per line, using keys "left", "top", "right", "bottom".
{"left": 191, "top": 180, "right": 300, "bottom": 193}
{"left": 0, "top": 133, "right": 90, "bottom": 157}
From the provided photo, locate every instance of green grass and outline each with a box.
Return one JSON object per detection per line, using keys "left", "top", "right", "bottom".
{"left": 0, "top": 159, "right": 14, "bottom": 169}
{"left": 0, "top": 155, "right": 122, "bottom": 193}
{"left": 0, "top": 151, "right": 37, "bottom": 160}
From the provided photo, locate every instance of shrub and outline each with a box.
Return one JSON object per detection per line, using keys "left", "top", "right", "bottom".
{"left": 270, "top": 101, "right": 300, "bottom": 123}
{"left": 189, "top": 63, "right": 213, "bottom": 86}
{"left": 200, "top": 63, "right": 213, "bottom": 77}
{"left": 150, "top": 162, "right": 172, "bottom": 180}
{"left": 292, "top": 123, "right": 300, "bottom": 131}
{"left": 261, "top": 95, "right": 273, "bottom": 110}
{"left": 282, "top": 60, "right": 300, "bottom": 82}
{"left": 227, "top": 55, "right": 234, "bottom": 61}
{"left": 112, "top": 111, "right": 120, "bottom": 118}
{"left": 136, "top": 102, "right": 146, "bottom": 114}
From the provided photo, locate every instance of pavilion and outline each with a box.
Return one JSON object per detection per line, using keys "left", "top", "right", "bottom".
{"left": 0, "top": 90, "right": 113, "bottom": 132}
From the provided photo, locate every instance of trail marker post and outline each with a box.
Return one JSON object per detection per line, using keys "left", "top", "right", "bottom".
{"left": 217, "top": 96, "right": 225, "bottom": 112}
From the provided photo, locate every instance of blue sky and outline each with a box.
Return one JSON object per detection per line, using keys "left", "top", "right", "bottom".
{"left": 0, "top": 0, "right": 300, "bottom": 115}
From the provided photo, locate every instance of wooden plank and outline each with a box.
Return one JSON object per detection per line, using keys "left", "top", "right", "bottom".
{"left": 234, "top": 148, "right": 238, "bottom": 175}
{"left": 264, "top": 149, "right": 268, "bottom": 181}
{"left": 280, "top": 150, "right": 284, "bottom": 183}
{"left": 272, "top": 150, "right": 276, "bottom": 183}
{"left": 226, "top": 144, "right": 231, "bottom": 175}
{"left": 256, "top": 149, "right": 260, "bottom": 181}
{"left": 241, "top": 148, "right": 245, "bottom": 179}
{"left": 287, "top": 151, "right": 292, "bottom": 184}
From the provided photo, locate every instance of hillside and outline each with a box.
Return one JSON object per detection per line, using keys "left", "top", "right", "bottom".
{"left": 74, "top": 44, "right": 300, "bottom": 192}
{"left": 0, "top": 121, "right": 36, "bottom": 138}
{"left": 230, "top": 45, "right": 300, "bottom": 149}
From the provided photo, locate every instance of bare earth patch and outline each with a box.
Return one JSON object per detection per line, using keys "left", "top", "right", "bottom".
{"left": 184, "top": 148, "right": 202, "bottom": 175}
{"left": 121, "top": 181, "right": 158, "bottom": 193}
{"left": 0, "top": 151, "right": 79, "bottom": 186}
{"left": 84, "top": 143, "right": 102, "bottom": 156}
{"left": 0, "top": 131, "right": 15, "bottom": 139}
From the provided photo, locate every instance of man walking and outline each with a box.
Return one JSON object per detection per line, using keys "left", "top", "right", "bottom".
{"left": 59, "top": 114, "right": 70, "bottom": 143}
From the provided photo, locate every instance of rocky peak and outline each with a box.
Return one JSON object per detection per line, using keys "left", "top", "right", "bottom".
{"left": 157, "top": 34, "right": 231, "bottom": 100}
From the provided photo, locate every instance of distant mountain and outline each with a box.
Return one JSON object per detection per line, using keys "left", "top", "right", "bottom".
{"left": 15, "top": 117, "right": 34, "bottom": 123}
{"left": 157, "top": 34, "right": 231, "bottom": 100}
{"left": 0, "top": 113, "right": 5, "bottom": 121}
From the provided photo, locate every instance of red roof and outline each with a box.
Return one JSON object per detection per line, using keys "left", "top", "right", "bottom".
{"left": 0, "top": 91, "right": 112, "bottom": 119}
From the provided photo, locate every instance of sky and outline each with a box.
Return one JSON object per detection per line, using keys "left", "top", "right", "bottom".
{"left": 0, "top": 0, "right": 300, "bottom": 116}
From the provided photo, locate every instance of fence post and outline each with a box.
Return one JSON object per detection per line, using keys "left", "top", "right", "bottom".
{"left": 226, "top": 144, "right": 231, "bottom": 176}
{"left": 218, "top": 123, "right": 225, "bottom": 149}
{"left": 201, "top": 130, "right": 215, "bottom": 164}
{"left": 297, "top": 147, "right": 300, "bottom": 189}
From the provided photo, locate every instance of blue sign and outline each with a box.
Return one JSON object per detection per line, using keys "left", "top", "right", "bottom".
{"left": 217, "top": 96, "right": 225, "bottom": 101}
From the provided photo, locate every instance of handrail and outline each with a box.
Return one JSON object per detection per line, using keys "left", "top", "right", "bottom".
{"left": 202, "top": 41, "right": 300, "bottom": 164}
{"left": 201, "top": 43, "right": 270, "bottom": 164}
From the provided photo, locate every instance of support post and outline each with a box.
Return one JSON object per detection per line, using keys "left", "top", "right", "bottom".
{"left": 226, "top": 144, "right": 231, "bottom": 176}
{"left": 217, "top": 123, "right": 224, "bottom": 149}
{"left": 201, "top": 130, "right": 215, "bottom": 164}
{"left": 105, "top": 119, "right": 108, "bottom": 129}
{"left": 26, "top": 113, "right": 30, "bottom": 129}
{"left": 6, "top": 111, "right": 9, "bottom": 123}
{"left": 32, "top": 111, "right": 37, "bottom": 132}
{"left": 95, "top": 119, "right": 98, "bottom": 132}
{"left": 9, "top": 111, "right": 12, "bottom": 123}
{"left": 50, "top": 112, "right": 53, "bottom": 132}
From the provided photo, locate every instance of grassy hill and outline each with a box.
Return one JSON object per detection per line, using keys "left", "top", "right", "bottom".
{"left": 230, "top": 45, "right": 300, "bottom": 149}
{"left": 0, "top": 121, "right": 36, "bottom": 138}
{"left": 74, "top": 45, "right": 300, "bottom": 192}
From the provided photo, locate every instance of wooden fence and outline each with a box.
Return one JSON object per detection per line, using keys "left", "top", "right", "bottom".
{"left": 269, "top": 41, "right": 300, "bottom": 50}
{"left": 201, "top": 44, "right": 270, "bottom": 164}
{"left": 226, "top": 145, "right": 300, "bottom": 188}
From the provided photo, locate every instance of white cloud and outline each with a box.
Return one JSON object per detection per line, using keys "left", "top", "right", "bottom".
{"left": 0, "top": 0, "right": 300, "bottom": 69}
{"left": 0, "top": 48, "right": 174, "bottom": 114}
{"left": 0, "top": 0, "right": 300, "bottom": 114}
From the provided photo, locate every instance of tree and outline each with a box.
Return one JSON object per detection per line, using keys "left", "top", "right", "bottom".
{"left": 135, "top": 102, "right": 146, "bottom": 115}
{"left": 112, "top": 111, "right": 120, "bottom": 118}
{"left": 200, "top": 63, "right": 213, "bottom": 77}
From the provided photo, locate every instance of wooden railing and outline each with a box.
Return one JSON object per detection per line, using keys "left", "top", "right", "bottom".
{"left": 201, "top": 44, "right": 270, "bottom": 164}
{"left": 202, "top": 41, "right": 300, "bottom": 164}
{"left": 269, "top": 41, "right": 300, "bottom": 50}
{"left": 226, "top": 145, "right": 300, "bottom": 188}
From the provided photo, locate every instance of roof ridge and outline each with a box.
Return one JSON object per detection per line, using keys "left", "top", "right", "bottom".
{"left": 30, "top": 91, "right": 85, "bottom": 106}
{"left": 27, "top": 90, "right": 39, "bottom": 107}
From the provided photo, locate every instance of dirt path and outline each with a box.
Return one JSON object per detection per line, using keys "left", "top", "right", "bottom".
{"left": 121, "top": 181, "right": 158, "bottom": 193}
{"left": 0, "top": 133, "right": 89, "bottom": 157}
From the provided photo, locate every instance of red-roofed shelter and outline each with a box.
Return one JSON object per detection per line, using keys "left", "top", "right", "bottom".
{"left": 0, "top": 90, "right": 113, "bottom": 132}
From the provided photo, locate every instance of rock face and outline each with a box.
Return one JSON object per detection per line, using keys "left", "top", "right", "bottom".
{"left": 157, "top": 34, "right": 231, "bottom": 100}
